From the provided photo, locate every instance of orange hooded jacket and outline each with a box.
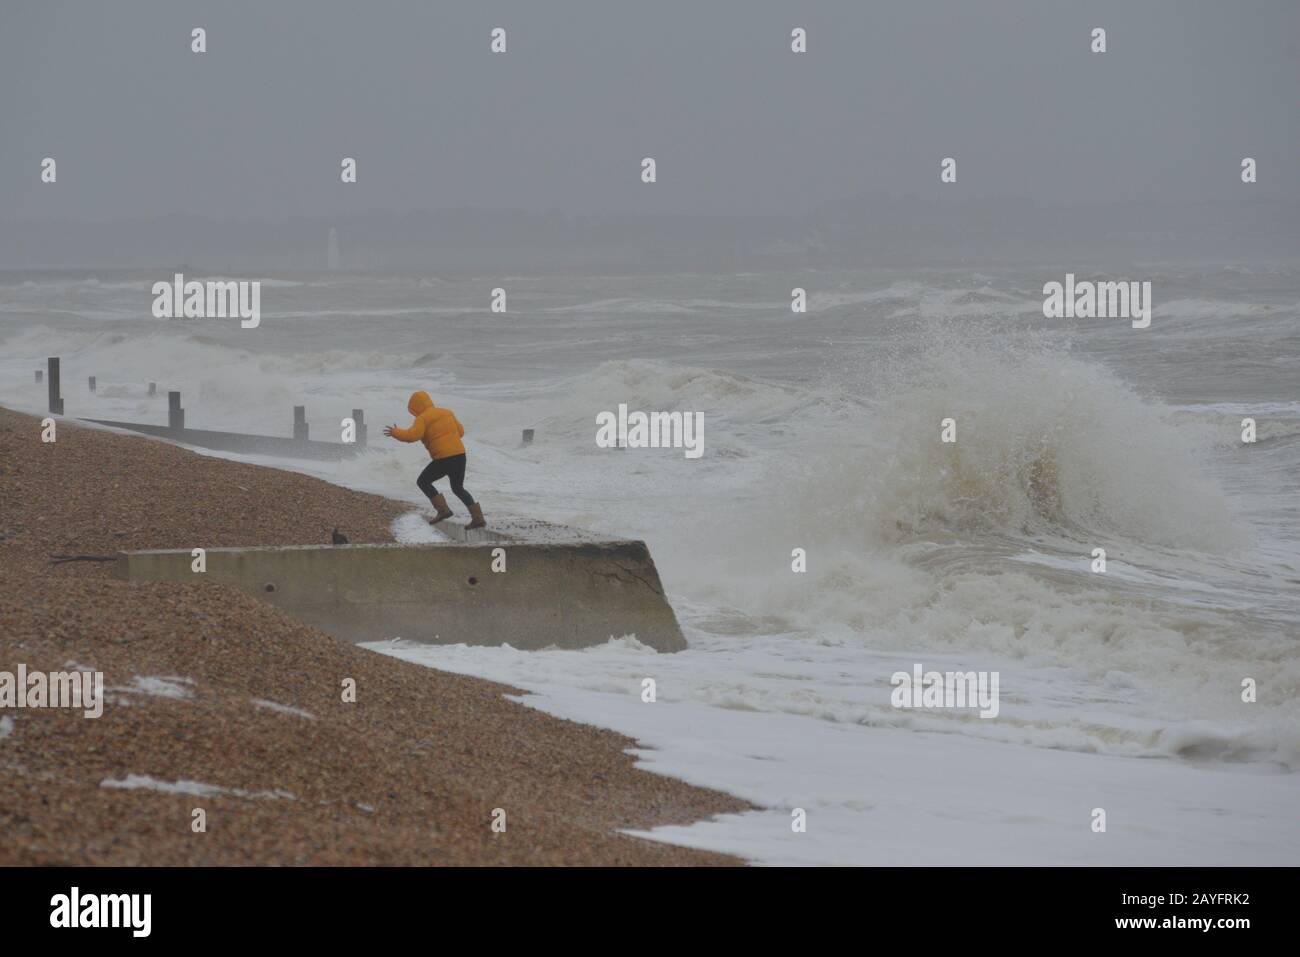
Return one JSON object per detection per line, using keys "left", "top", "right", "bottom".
{"left": 391, "top": 391, "right": 466, "bottom": 460}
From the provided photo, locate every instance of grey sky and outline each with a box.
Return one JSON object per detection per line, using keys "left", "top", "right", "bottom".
{"left": 2, "top": 0, "right": 1297, "bottom": 223}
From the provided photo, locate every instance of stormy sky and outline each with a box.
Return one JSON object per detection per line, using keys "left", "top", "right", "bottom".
{"left": 1, "top": 0, "right": 1297, "bottom": 224}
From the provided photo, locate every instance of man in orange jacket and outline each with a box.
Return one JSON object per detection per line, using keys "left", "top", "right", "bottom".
{"left": 384, "top": 391, "right": 485, "bottom": 529}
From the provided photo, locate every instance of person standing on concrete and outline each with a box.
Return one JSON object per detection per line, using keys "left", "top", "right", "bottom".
{"left": 384, "top": 391, "right": 485, "bottom": 529}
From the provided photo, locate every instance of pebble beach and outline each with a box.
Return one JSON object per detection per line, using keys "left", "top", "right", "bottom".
{"left": 0, "top": 407, "right": 749, "bottom": 865}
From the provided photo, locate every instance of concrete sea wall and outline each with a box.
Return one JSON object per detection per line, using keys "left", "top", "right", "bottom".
{"left": 115, "top": 537, "right": 686, "bottom": 653}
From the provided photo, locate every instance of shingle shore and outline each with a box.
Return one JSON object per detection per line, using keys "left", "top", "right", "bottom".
{"left": 0, "top": 408, "right": 750, "bottom": 865}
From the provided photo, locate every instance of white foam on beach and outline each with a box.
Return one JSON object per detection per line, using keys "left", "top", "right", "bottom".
{"left": 100, "top": 774, "right": 296, "bottom": 801}
{"left": 102, "top": 775, "right": 227, "bottom": 798}
{"left": 251, "top": 699, "right": 316, "bottom": 720}
{"left": 118, "top": 676, "right": 195, "bottom": 700}
{"left": 391, "top": 511, "right": 445, "bottom": 543}
{"left": 371, "top": 635, "right": 1300, "bottom": 865}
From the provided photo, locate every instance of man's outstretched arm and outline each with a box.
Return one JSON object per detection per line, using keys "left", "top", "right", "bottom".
{"left": 385, "top": 417, "right": 426, "bottom": 441}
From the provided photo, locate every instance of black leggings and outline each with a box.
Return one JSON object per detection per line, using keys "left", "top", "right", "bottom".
{"left": 417, "top": 454, "right": 475, "bottom": 509}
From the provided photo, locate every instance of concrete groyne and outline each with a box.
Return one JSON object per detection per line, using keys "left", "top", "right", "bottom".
{"left": 81, "top": 418, "right": 362, "bottom": 461}
{"left": 115, "top": 529, "right": 686, "bottom": 653}
{"left": 40, "top": 356, "right": 366, "bottom": 461}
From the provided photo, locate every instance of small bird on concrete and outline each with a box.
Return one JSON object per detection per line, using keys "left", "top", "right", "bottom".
{"left": 331, "top": 527, "right": 349, "bottom": 545}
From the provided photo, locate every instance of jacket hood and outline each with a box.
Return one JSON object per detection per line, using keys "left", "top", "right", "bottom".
{"left": 407, "top": 391, "right": 434, "bottom": 416}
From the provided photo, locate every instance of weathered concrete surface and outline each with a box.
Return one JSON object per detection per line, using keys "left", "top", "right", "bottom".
{"left": 114, "top": 539, "right": 686, "bottom": 652}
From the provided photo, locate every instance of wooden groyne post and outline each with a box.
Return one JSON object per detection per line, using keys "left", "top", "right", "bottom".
{"left": 168, "top": 391, "right": 184, "bottom": 430}
{"left": 352, "top": 408, "right": 367, "bottom": 448}
{"left": 47, "top": 357, "right": 63, "bottom": 415}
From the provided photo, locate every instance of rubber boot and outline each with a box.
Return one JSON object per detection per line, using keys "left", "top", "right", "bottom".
{"left": 466, "top": 502, "right": 486, "bottom": 530}
{"left": 427, "top": 494, "right": 454, "bottom": 524}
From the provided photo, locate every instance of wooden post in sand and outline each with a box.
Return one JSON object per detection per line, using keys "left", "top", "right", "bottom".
{"left": 148, "top": 382, "right": 156, "bottom": 397}
{"left": 88, "top": 376, "right": 96, "bottom": 393}
{"left": 522, "top": 428, "right": 535, "bottom": 446}
{"left": 352, "top": 408, "right": 367, "bottom": 448}
{"left": 168, "top": 391, "right": 184, "bottom": 431}
{"left": 293, "top": 406, "right": 308, "bottom": 442}
{"left": 47, "top": 357, "right": 63, "bottom": 415}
